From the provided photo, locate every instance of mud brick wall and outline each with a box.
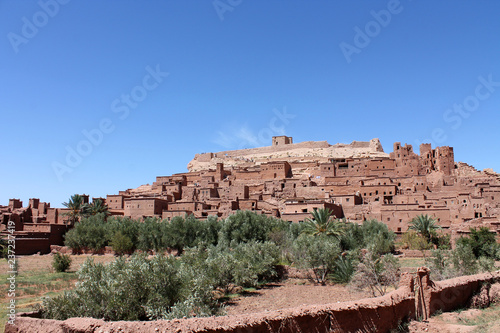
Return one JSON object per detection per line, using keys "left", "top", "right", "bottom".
{"left": 6, "top": 270, "right": 500, "bottom": 333}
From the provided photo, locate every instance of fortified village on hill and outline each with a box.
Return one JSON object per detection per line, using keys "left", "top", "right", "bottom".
{"left": 2, "top": 136, "right": 500, "bottom": 254}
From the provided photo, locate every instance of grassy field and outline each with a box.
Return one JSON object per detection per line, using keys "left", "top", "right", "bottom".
{"left": 0, "top": 254, "right": 116, "bottom": 333}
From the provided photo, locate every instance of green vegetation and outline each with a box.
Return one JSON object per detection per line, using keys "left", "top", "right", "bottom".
{"left": 62, "top": 194, "right": 110, "bottom": 225}
{"left": 350, "top": 252, "right": 401, "bottom": 296}
{"left": 339, "top": 219, "right": 395, "bottom": 254}
{"left": 292, "top": 234, "right": 341, "bottom": 285}
{"left": 80, "top": 198, "right": 110, "bottom": 217}
{"left": 35, "top": 209, "right": 401, "bottom": 321}
{"left": 398, "top": 214, "right": 450, "bottom": 251}
{"left": 62, "top": 194, "right": 85, "bottom": 225}
{"left": 455, "top": 227, "right": 499, "bottom": 259}
{"left": 425, "top": 227, "right": 499, "bottom": 281}
{"left": 408, "top": 214, "right": 440, "bottom": 243}
{"left": 52, "top": 253, "right": 72, "bottom": 273}
{"left": 301, "top": 208, "right": 343, "bottom": 238}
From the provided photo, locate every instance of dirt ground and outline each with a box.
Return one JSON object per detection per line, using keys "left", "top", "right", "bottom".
{"left": 225, "top": 278, "right": 372, "bottom": 315}
{"left": 409, "top": 306, "right": 500, "bottom": 333}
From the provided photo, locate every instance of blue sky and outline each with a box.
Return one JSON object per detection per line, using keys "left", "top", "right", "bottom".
{"left": 1, "top": 0, "right": 499, "bottom": 207}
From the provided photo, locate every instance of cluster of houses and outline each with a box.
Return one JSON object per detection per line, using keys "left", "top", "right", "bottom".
{"left": 2, "top": 136, "right": 499, "bottom": 254}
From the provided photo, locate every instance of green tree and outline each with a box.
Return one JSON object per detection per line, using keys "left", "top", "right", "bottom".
{"left": 137, "top": 217, "right": 166, "bottom": 252}
{"left": 62, "top": 194, "right": 85, "bottom": 225}
{"left": 456, "top": 227, "right": 499, "bottom": 259}
{"left": 109, "top": 232, "right": 134, "bottom": 256}
{"left": 302, "top": 208, "right": 343, "bottom": 238}
{"left": 408, "top": 214, "right": 440, "bottom": 243}
{"left": 218, "top": 210, "right": 285, "bottom": 245}
{"left": 292, "top": 234, "right": 341, "bottom": 285}
{"left": 339, "top": 220, "right": 395, "bottom": 255}
{"left": 81, "top": 198, "right": 110, "bottom": 218}
{"left": 63, "top": 214, "right": 108, "bottom": 252}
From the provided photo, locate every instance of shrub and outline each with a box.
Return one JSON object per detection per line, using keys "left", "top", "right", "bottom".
{"left": 350, "top": 252, "right": 400, "bottom": 296}
{"left": 181, "top": 241, "right": 280, "bottom": 292}
{"left": 450, "top": 243, "right": 480, "bottom": 276}
{"left": 399, "top": 230, "right": 432, "bottom": 250}
{"left": 292, "top": 234, "right": 341, "bottom": 285}
{"left": 456, "top": 227, "right": 499, "bottom": 259}
{"left": 339, "top": 220, "right": 395, "bottom": 255}
{"left": 431, "top": 232, "right": 451, "bottom": 250}
{"left": 331, "top": 255, "right": 356, "bottom": 284}
{"left": 425, "top": 244, "right": 496, "bottom": 281}
{"left": 106, "top": 216, "right": 139, "bottom": 252}
{"left": 39, "top": 254, "right": 222, "bottom": 321}
{"left": 362, "top": 219, "right": 395, "bottom": 255}
{"left": 231, "top": 241, "right": 280, "bottom": 287}
{"left": 52, "top": 253, "right": 72, "bottom": 273}
{"left": 339, "top": 223, "right": 364, "bottom": 251}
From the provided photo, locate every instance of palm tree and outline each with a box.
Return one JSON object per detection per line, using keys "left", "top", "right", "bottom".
{"left": 302, "top": 208, "right": 344, "bottom": 238}
{"left": 62, "top": 194, "right": 84, "bottom": 225}
{"left": 408, "top": 214, "right": 440, "bottom": 242}
{"left": 81, "top": 198, "right": 109, "bottom": 217}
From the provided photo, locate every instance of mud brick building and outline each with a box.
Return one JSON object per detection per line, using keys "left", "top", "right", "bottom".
{"left": 2, "top": 136, "right": 500, "bottom": 254}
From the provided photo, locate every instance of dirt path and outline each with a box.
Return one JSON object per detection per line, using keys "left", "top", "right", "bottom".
{"left": 225, "top": 278, "right": 372, "bottom": 315}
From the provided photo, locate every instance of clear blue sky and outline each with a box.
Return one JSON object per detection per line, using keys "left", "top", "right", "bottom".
{"left": 1, "top": 0, "right": 499, "bottom": 207}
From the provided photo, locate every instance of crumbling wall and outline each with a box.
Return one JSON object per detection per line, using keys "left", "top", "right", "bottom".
{"left": 6, "top": 270, "right": 500, "bottom": 333}
{"left": 6, "top": 275, "right": 415, "bottom": 333}
{"left": 426, "top": 271, "right": 500, "bottom": 317}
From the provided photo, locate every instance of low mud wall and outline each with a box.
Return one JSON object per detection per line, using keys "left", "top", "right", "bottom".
{"left": 426, "top": 271, "right": 500, "bottom": 317}
{"left": 6, "top": 270, "right": 500, "bottom": 333}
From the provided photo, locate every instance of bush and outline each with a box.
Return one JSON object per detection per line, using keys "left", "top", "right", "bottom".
{"left": 137, "top": 217, "right": 167, "bottom": 252}
{"left": 399, "top": 231, "right": 432, "bottom": 250}
{"left": 456, "top": 227, "right": 499, "bottom": 259}
{"left": 350, "top": 252, "right": 400, "bottom": 296}
{"left": 181, "top": 241, "right": 280, "bottom": 292}
{"left": 425, "top": 244, "right": 496, "bottom": 281}
{"left": 39, "top": 254, "right": 221, "bottom": 321}
{"left": 362, "top": 219, "right": 395, "bottom": 255}
{"left": 339, "top": 223, "right": 364, "bottom": 251}
{"left": 292, "top": 234, "right": 341, "bottom": 285}
{"left": 339, "top": 220, "right": 395, "bottom": 255}
{"left": 52, "top": 253, "right": 72, "bottom": 273}
{"left": 331, "top": 255, "right": 356, "bottom": 284}
{"left": 431, "top": 232, "right": 451, "bottom": 250}
{"left": 106, "top": 217, "right": 139, "bottom": 252}
{"left": 231, "top": 241, "right": 280, "bottom": 287}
